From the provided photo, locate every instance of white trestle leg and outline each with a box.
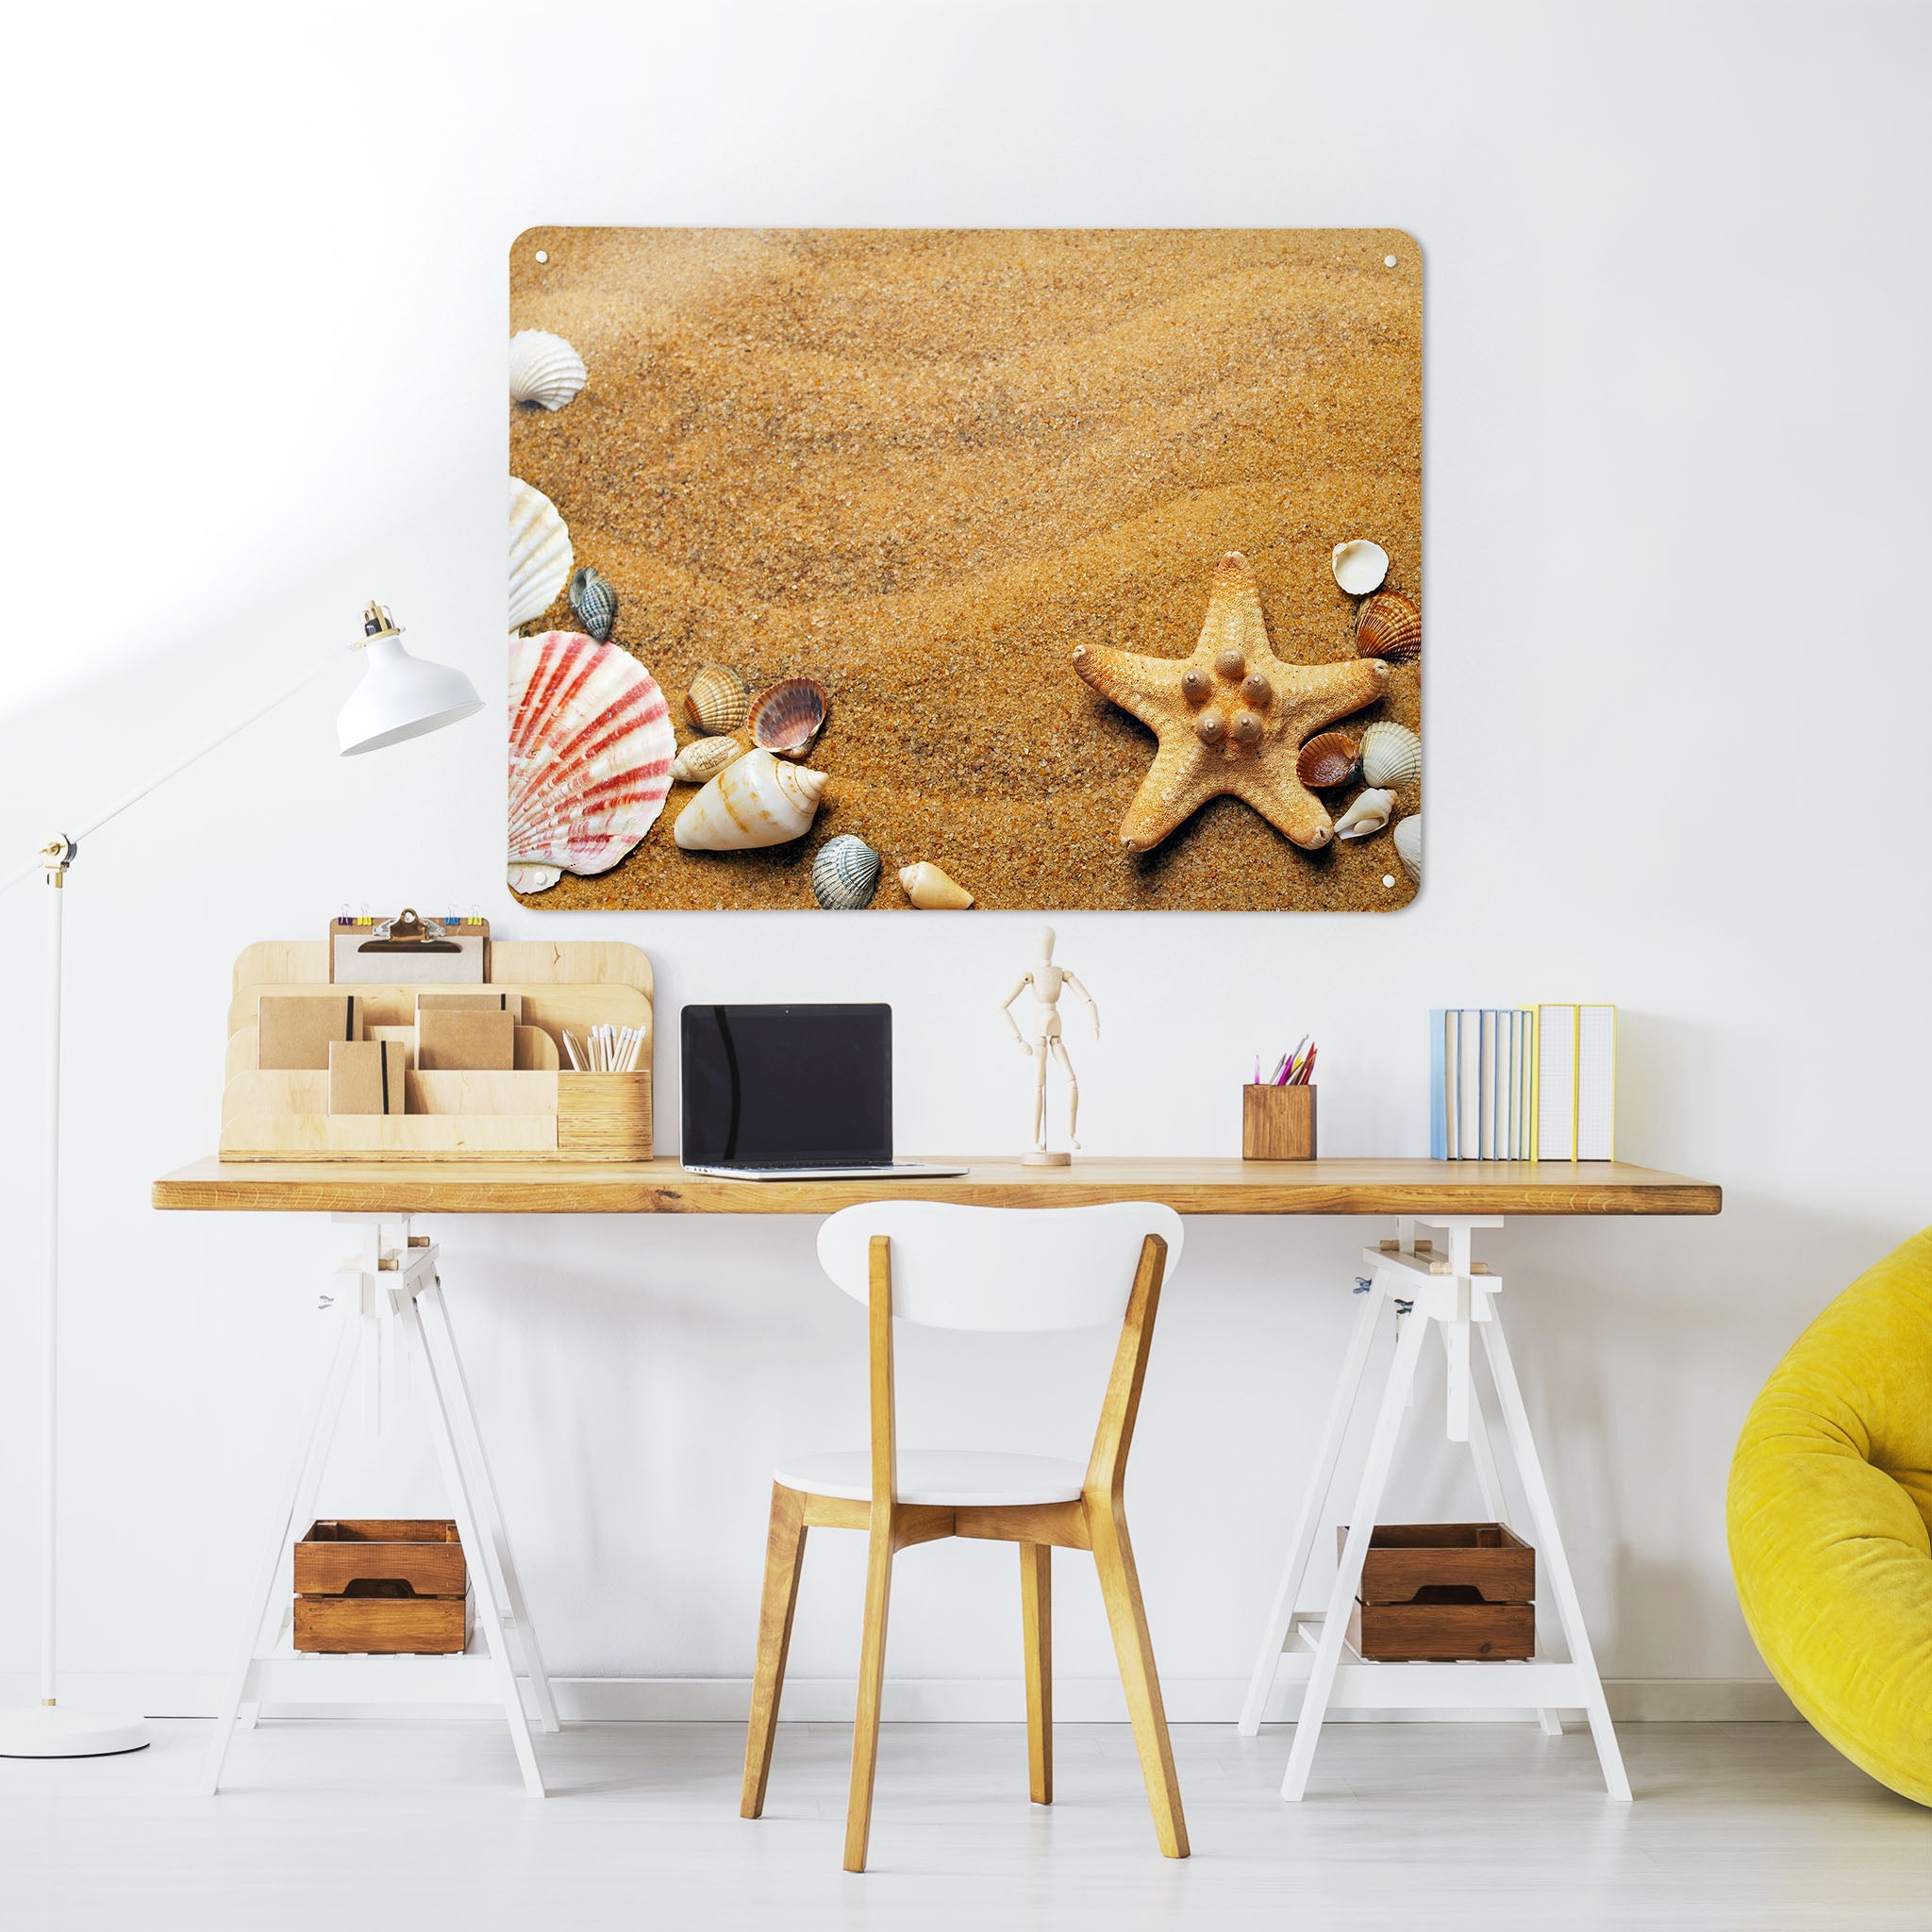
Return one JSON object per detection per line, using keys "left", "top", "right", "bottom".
{"left": 1240, "top": 1217, "right": 1628, "bottom": 1800}
{"left": 199, "top": 1217, "right": 556, "bottom": 1797}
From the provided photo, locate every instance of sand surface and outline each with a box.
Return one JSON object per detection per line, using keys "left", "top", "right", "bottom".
{"left": 508, "top": 228, "right": 1421, "bottom": 911}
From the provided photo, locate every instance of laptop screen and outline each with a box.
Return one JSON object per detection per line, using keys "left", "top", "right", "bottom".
{"left": 680, "top": 1004, "right": 892, "bottom": 1167}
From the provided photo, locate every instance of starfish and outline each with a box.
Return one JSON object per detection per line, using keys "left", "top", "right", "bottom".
{"left": 1073, "top": 552, "right": 1392, "bottom": 852}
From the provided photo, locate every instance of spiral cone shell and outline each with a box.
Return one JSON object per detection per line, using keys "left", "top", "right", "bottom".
{"left": 897, "top": 860, "right": 974, "bottom": 908}
{"left": 670, "top": 736, "right": 744, "bottom": 784}
{"left": 1334, "top": 788, "right": 1396, "bottom": 840}
{"left": 673, "top": 747, "right": 827, "bottom": 850}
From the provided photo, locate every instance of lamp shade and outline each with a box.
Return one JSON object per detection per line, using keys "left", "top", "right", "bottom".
{"left": 337, "top": 614, "right": 485, "bottom": 756}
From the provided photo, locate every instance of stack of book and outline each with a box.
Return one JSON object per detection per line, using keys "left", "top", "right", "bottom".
{"left": 1429, "top": 1006, "right": 1617, "bottom": 1161}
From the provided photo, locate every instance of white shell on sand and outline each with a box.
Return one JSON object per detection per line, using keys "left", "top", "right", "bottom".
{"left": 1334, "top": 788, "right": 1396, "bottom": 840}
{"left": 508, "top": 630, "right": 675, "bottom": 891}
{"left": 509, "top": 329, "right": 587, "bottom": 411}
{"left": 674, "top": 747, "right": 827, "bottom": 851}
{"left": 1393, "top": 814, "right": 1421, "bottom": 884}
{"left": 669, "top": 736, "right": 745, "bottom": 784}
{"left": 509, "top": 477, "right": 573, "bottom": 629}
{"left": 898, "top": 860, "right": 974, "bottom": 908}
{"left": 1330, "top": 539, "right": 1390, "bottom": 596}
{"left": 1359, "top": 721, "right": 1422, "bottom": 791}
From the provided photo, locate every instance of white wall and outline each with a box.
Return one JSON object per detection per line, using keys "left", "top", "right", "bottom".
{"left": 3, "top": 0, "right": 1928, "bottom": 1714}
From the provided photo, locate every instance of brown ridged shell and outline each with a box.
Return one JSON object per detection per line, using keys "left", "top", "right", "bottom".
{"left": 1296, "top": 731, "right": 1359, "bottom": 789}
{"left": 748, "top": 676, "right": 828, "bottom": 759}
{"left": 1356, "top": 591, "right": 1421, "bottom": 664}
{"left": 684, "top": 663, "right": 749, "bottom": 735}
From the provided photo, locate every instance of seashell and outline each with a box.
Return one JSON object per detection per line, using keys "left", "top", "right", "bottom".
{"left": 1393, "top": 814, "right": 1422, "bottom": 885}
{"left": 1296, "top": 730, "right": 1359, "bottom": 790}
{"left": 509, "top": 477, "right": 572, "bottom": 629}
{"left": 684, "top": 662, "right": 749, "bottom": 736}
{"left": 508, "top": 630, "right": 675, "bottom": 891}
{"left": 509, "top": 329, "right": 586, "bottom": 411}
{"left": 568, "top": 566, "right": 617, "bottom": 641}
{"left": 1356, "top": 590, "right": 1420, "bottom": 664}
{"left": 674, "top": 747, "right": 827, "bottom": 851}
{"left": 1333, "top": 788, "right": 1396, "bottom": 840}
{"left": 748, "top": 676, "right": 829, "bottom": 760}
{"left": 897, "top": 861, "right": 974, "bottom": 909}
{"left": 669, "top": 736, "right": 744, "bottom": 784}
{"left": 1358, "top": 721, "right": 1422, "bottom": 791}
{"left": 812, "top": 834, "right": 882, "bottom": 910}
{"left": 1330, "top": 539, "right": 1390, "bottom": 597}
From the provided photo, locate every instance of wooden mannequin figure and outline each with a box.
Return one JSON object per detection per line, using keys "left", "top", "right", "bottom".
{"left": 1000, "top": 925, "right": 1100, "bottom": 1166}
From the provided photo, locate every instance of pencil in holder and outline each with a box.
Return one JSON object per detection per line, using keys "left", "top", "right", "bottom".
{"left": 1243, "top": 1083, "right": 1317, "bottom": 1160}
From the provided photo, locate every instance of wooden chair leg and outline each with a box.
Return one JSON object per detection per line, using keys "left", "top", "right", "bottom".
{"left": 843, "top": 1523, "right": 895, "bottom": 1872}
{"left": 741, "top": 1483, "right": 808, "bottom": 1820}
{"left": 1020, "top": 1541, "right": 1053, "bottom": 1805}
{"left": 1089, "top": 1504, "right": 1189, "bottom": 1858}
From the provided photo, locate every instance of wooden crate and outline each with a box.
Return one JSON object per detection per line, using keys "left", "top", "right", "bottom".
{"left": 293, "top": 1519, "right": 470, "bottom": 1655}
{"left": 1341, "top": 1522, "right": 1535, "bottom": 1661}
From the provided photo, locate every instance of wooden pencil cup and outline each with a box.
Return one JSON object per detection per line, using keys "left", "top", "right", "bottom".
{"left": 1243, "top": 1084, "right": 1316, "bottom": 1160}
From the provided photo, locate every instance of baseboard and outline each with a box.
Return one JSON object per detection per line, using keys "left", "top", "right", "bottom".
{"left": 0, "top": 1671, "right": 1801, "bottom": 1724}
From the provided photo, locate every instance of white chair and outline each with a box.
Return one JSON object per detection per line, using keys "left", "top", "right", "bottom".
{"left": 739, "top": 1201, "right": 1189, "bottom": 1871}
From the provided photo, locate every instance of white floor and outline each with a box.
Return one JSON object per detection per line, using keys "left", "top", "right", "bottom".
{"left": 3, "top": 1719, "right": 1926, "bottom": 1930}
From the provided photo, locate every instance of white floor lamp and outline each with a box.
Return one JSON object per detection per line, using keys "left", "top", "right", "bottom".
{"left": 0, "top": 602, "right": 483, "bottom": 1757}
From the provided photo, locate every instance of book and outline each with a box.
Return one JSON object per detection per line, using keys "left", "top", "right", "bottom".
{"left": 1576, "top": 1005, "right": 1616, "bottom": 1159}
{"left": 1430, "top": 1010, "right": 1449, "bottom": 1160}
{"left": 1536, "top": 1005, "right": 1577, "bottom": 1159}
{"left": 1458, "top": 1010, "right": 1481, "bottom": 1157}
{"left": 1478, "top": 1010, "right": 1495, "bottom": 1158}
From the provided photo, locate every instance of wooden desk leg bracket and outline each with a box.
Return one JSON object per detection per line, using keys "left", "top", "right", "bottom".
{"left": 1236, "top": 1217, "right": 1630, "bottom": 1803}
{"left": 198, "top": 1216, "right": 559, "bottom": 1797}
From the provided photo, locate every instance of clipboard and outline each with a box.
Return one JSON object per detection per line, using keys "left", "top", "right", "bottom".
{"left": 330, "top": 909, "right": 489, "bottom": 985}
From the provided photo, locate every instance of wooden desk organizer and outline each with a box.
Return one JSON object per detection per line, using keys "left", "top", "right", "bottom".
{"left": 220, "top": 939, "right": 653, "bottom": 1162}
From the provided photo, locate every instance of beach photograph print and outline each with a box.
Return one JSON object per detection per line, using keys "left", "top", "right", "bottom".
{"left": 508, "top": 228, "right": 1422, "bottom": 911}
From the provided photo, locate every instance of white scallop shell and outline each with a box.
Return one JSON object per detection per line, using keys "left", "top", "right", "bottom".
{"left": 1330, "top": 539, "right": 1390, "bottom": 596}
{"left": 510, "top": 329, "right": 587, "bottom": 411}
{"left": 673, "top": 747, "right": 827, "bottom": 851}
{"left": 1393, "top": 814, "right": 1421, "bottom": 884}
{"left": 509, "top": 477, "right": 573, "bottom": 629}
{"left": 508, "top": 630, "right": 675, "bottom": 891}
{"left": 1334, "top": 788, "right": 1396, "bottom": 840}
{"left": 1358, "top": 721, "right": 1422, "bottom": 791}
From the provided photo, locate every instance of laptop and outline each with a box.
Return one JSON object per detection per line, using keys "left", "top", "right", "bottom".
{"left": 679, "top": 1003, "right": 967, "bottom": 1181}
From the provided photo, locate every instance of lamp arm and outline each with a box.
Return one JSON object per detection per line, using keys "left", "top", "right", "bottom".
{"left": 1, "top": 648, "right": 343, "bottom": 896}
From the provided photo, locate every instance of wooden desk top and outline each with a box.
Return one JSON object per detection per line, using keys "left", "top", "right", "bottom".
{"left": 152, "top": 1156, "right": 1721, "bottom": 1218}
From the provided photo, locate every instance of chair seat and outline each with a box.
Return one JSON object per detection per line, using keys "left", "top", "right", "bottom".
{"left": 774, "top": 1449, "right": 1088, "bottom": 1507}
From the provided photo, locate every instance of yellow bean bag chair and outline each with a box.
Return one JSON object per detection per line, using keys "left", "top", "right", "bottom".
{"left": 1728, "top": 1226, "right": 1932, "bottom": 1805}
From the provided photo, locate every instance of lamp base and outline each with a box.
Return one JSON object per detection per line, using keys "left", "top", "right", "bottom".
{"left": 0, "top": 1704, "right": 149, "bottom": 1758}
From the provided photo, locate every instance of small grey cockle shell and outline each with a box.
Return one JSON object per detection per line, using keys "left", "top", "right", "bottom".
{"left": 811, "top": 833, "right": 883, "bottom": 910}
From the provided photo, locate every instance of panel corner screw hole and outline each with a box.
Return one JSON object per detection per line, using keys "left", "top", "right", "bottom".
{"left": 1384, "top": 254, "right": 1397, "bottom": 268}
{"left": 535, "top": 249, "right": 548, "bottom": 263}
{"left": 1382, "top": 874, "right": 1396, "bottom": 889}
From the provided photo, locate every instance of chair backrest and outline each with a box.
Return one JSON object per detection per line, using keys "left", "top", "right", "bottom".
{"left": 815, "top": 1201, "right": 1185, "bottom": 1331}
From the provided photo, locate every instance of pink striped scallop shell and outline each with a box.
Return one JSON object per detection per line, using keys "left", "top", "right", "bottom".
{"left": 508, "top": 631, "right": 675, "bottom": 892}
